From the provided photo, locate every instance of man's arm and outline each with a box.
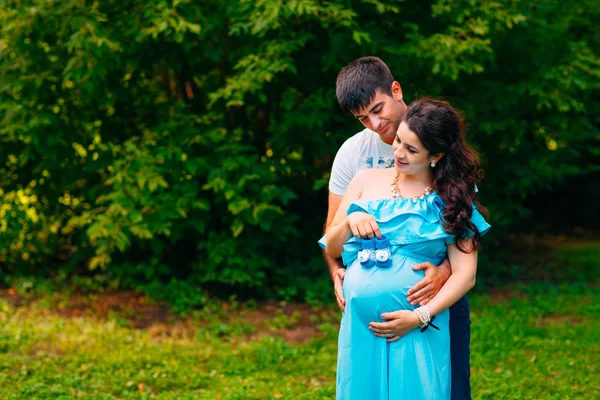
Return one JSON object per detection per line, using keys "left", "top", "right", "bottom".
{"left": 324, "top": 192, "right": 344, "bottom": 274}
{"left": 323, "top": 140, "right": 356, "bottom": 311}
{"left": 324, "top": 191, "right": 346, "bottom": 311}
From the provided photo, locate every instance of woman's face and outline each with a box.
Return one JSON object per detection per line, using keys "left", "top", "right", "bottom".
{"left": 393, "top": 121, "right": 440, "bottom": 175}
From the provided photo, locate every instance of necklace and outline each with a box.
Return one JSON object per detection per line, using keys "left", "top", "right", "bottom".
{"left": 390, "top": 171, "right": 433, "bottom": 200}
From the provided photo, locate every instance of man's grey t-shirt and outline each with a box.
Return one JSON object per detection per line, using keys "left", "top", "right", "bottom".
{"left": 329, "top": 128, "right": 394, "bottom": 195}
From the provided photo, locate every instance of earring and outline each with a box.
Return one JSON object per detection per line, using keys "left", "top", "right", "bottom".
{"left": 430, "top": 161, "right": 436, "bottom": 168}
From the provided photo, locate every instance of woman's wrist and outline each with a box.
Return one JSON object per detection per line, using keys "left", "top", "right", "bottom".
{"left": 413, "top": 305, "right": 431, "bottom": 327}
{"left": 414, "top": 305, "right": 441, "bottom": 332}
{"left": 409, "top": 311, "right": 422, "bottom": 328}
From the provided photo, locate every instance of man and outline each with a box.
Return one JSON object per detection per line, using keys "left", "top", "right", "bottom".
{"left": 323, "top": 56, "right": 472, "bottom": 399}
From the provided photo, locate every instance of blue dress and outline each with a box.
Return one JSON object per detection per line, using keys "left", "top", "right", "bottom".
{"left": 319, "top": 192, "right": 490, "bottom": 400}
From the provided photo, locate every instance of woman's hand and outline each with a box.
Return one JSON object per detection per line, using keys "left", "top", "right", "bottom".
{"left": 346, "top": 212, "right": 382, "bottom": 239}
{"left": 369, "top": 310, "right": 421, "bottom": 342}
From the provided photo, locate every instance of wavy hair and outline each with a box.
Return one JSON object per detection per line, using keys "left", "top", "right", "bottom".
{"left": 403, "top": 98, "right": 488, "bottom": 252}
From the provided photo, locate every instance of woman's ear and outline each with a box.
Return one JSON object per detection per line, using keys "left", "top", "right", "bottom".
{"left": 432, "top": 153, "right": 444, "bottom": 163}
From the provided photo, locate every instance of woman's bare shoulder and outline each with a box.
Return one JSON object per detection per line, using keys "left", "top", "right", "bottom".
{"left": 347, "top": 168, "right": 392, "bottom": 194}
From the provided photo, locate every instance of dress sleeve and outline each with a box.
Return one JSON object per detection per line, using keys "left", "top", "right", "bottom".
{"left": 444, "top": 207, "right": 491, "bottom": 245}
{"left": 318, "top": 235, "right": 327, "bottom": 250}
{"left": 328, "top": 141, "right": 356, "bottom": 196}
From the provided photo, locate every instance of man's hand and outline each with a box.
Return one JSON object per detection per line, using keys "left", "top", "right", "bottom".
{"left": 334, "top": 267, "right": 346, "bottom": 312}
{"left": 369, "top": 310, "right": 421, "bottom": 342}
{"left": 407, "top": 258, "right": 452, "bottom": 306}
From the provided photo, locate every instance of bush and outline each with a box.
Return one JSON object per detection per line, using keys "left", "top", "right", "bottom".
{"left": 0, "top": 0, "right": 598, "bottom": 301}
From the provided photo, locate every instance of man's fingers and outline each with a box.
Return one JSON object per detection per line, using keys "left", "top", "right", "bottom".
{"left": 412, "top": 262, "right": 431, "bottom": 271}
{"left": 409, "top": 291, "right": 431, "bottom": 306}
{"left": 335, "top": 285, "right": 345, "bottom": 304}
{"left": 335, "top": 285, "right": 344, "bottom": 300}
{"left": 334, "top": 284, "right": 345, "bottom": 310}
{"left": 408, "top": 286, "right": 430, "bottom": 305}
{"left": 334, "top": 268, "right": 345, "bottom": 311}
{"left": 407, "top": 279, "right": 428, "bottom": 296}
{"left": 336, "top": 296, "right": 345, "bottom": 312}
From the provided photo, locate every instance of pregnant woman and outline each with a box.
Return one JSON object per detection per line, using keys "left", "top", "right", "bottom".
{"left": 320, "top": 98, "right": 490, "bottom": 399}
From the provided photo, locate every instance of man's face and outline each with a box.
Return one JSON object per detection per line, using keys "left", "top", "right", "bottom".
{"left": 352, "top": 82, "right": 407, "bottom": 145}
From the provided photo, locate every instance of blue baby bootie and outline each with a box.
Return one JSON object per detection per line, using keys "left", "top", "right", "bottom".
{"left": 375, "top": 236, "right": 392, "bottom": 268}
{"left": 357, "top": 238, "right": 376, "bottom": 267}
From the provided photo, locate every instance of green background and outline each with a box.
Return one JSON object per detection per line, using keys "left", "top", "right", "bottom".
{"left": 1, "top": 0, "right": 598, "bottom": 304}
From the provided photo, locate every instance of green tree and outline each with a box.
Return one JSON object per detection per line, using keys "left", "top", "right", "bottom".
{"left": 1, "top": 0, "right": 598, "bottom": 301}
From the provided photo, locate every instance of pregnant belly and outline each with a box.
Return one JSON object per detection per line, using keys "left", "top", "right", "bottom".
{"left": 343, "top": 255, "right": 424, "bottom": 323}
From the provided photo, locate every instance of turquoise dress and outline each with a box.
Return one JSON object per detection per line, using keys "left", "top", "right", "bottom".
{"left": 319, "top": 192, "right": 490, "bottom": 400}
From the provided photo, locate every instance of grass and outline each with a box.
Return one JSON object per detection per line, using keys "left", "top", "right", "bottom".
{"left": 0, "top": 241, "right": 598, "bottom": 399}
{"left": 0, "top": 286, "right": 598, "bottom": 399}
{"left": 470, "top": 285, "right": 599, "bottom": 399}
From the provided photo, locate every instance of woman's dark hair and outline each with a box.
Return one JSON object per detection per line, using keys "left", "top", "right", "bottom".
{"left": 336, "top": 56, "right": 394, "bottom": 114}
{"left": 403, "top": 97, "right": 488, "bottom": 252}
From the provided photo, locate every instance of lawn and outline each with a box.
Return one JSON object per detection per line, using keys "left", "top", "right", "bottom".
{"left": 0, "top": 241, "right": 598, "bottom": 399}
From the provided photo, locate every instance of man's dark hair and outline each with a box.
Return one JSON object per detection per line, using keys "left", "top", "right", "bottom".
{"left": 335, "top": 56, "right": 395, "bottom": 114}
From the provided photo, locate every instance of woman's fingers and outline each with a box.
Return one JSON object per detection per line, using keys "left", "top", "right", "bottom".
{"left": 368, "top": 220, "right": 382, "bottom": 239}
{"left": 364, "top": 221, "right": 375, "bottom": 238}
{"left": 369, "top": 321, "right": 395, "bottom": 334}
{"left": 349, "top": 214, "right": 382, "bottom": 238}
{"left": 359, "top": 220, "right": 376, "bottom": 238}
{"left": 356, "top": 224, "right": 368, "bottom": 238}
{"left": 360, "top": 222, "right": 373, "bottom": 238}
{"left": 373, "top": 330, "right": 407, "bottom": 341}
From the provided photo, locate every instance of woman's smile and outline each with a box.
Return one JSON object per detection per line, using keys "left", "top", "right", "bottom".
{"left": 395, "top": 159, "right": 408, "bottom": 167}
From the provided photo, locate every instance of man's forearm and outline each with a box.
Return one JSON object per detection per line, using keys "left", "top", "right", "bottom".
{"left": 439, "top": 257, "right": 452, "bottom": 280}
{"left": 323, "top": 249, "right": 343, "bottom": 281}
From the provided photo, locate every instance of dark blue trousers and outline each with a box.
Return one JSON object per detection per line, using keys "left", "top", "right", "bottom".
{"left": 449, "top": 295, "right": 471, "bottom": 400}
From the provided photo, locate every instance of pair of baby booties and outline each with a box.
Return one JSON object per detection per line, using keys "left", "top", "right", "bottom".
{"left": 356, "top": 236, "right": 392, "bottom": 268}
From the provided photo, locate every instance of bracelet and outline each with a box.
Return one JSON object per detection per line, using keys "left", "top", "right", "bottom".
{"left": 420, "top": 315, "right": 440, "bottom": 333}
{"left": 414, "top": 308, "right": 428, "bottom": 327}
{"left": 414, "top": 305, "right": 431, "bottom": 325}
{"left": 415, "top": 305, "right": 440, "bottom": 333}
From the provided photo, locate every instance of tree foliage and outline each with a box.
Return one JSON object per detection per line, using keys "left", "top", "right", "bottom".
{"left": 1, "top": 0, "right": 598, "bottom": 299}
